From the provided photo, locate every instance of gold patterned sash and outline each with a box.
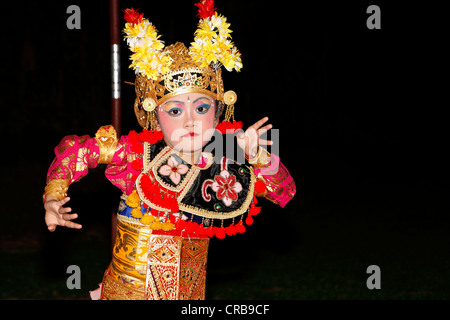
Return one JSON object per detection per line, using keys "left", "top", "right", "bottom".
{"left": 101, "top": 215, "right": 209, "bottom": 300}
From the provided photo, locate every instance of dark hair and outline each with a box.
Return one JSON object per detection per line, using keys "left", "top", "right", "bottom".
{"left": 215, "top": 100, "right": 224, "bottom": 121}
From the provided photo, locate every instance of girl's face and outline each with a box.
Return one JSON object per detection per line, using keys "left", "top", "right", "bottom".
{"left": 156, "top": 92, "right": 217, "bottom": 154}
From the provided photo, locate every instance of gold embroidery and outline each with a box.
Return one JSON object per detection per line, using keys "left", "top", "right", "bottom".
{"left": 56, "top": 136, "right": 75, "bottom": 154}
{"left": 286, "top": 180, "right": 296, "bottom": 198}
{"left": 79, "top": 135, "right": 88, "bottom": 145}
{"left": 48, "top": 165, "right": 63, "bottom": 181}
{"left": 248, "top": 147, "right": 270, "bottom": 167}
{"left": 76, "top": 148, "right": 89, "bottom": 172}
{"left": 145, "top": 235, "right": 182, "bottom": 300}
{"left": 102, "top": 272, "right": 145, "bottom": 300}
{"left": 61, "top": 154, "right": 74, "bottom": 168}
{"left": 44, "top": 179, "right": 69, "bottom": 200}
{"left": 112, "top": 219, "right": 150, "bottom": 281}
{"left": 267, "top": 163, "right": 289, "bottom": 184}
{"left": 179, "top": 238, "right": 209, "bottom": 300}
{"left": 95, "top": 125, "right": 118, "bottom": 164}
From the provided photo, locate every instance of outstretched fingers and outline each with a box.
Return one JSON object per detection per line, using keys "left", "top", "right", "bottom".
{"left": 59, "top": 196, "right": 71, "bottom": 206}
{"left": 258, "top": 123, "right": 272, "bottom": 136}
{"left": 46, "top": 196, "right": 82, "bottom": 230}
{"left": 259, "top": 138, "right": 273, "bottom": 146}
{"left": 257, "top": 120, "right": 273, "bottom": 146}
{"left": 250, "top": 117, "right": 269, "bottom": 131}
{"left": 60, "top": 210, "right": 82, "bottom": 229}
{"left": 62, "top": 219, "right": 83, "bottom": 230}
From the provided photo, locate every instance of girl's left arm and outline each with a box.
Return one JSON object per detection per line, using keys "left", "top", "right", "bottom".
{"left": 250, "top": 147, "right": 296, "bottom": 208}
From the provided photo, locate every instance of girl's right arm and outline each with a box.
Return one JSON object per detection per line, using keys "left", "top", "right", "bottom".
{"left": 43, "top": 125, "right": 122, "bottom": 231}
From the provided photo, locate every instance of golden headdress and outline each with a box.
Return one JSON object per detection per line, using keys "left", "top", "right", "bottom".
{"left": 123, "top": 1, "right": 243, "bottom": 132}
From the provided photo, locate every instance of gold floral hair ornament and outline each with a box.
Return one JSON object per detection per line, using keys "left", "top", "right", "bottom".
{"left": 123, "top": 2, "right": 243, "bottom": 133}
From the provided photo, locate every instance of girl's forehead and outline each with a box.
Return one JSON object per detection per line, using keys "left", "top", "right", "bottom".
{"left": 163, "top": 93, "right": 213, "bottom": 105}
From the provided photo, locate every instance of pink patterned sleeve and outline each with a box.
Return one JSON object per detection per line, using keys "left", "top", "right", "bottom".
{"left": 104, "top": 135, "right": 137, "bottom": 195}
{"left": 45, "top": 126, "right": 133, "bottom": 197}
{"left": 254, "top": 152, "right": 296, "bottom": 208}
{"left": 46, "top": 135, "right": 101, "bottom": 184}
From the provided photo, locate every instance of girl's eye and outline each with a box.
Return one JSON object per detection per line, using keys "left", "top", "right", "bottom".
{"left": 196, "top": 104, "right": 211, "bottom": 114}
{"left": 167, "top": 107, "right": 182, "bottom": 117}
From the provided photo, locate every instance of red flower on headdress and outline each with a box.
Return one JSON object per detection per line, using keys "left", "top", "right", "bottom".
{"left": 123, "top": 8, "right": 144, "bottom": 26}
{"left": 194, "top": 0, "right": 216, "bottom": 19}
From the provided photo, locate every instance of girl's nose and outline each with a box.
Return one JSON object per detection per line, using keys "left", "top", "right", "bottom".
{"left": 184, "top": 108, "right": 195, "bottom": 129}
{"left": 183, "top": 99, "right": 198, "bottom": 129}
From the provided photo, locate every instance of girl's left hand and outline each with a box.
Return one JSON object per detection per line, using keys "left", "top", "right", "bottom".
{"left": 236, "top": 117, "right": 273, "bottom": 159}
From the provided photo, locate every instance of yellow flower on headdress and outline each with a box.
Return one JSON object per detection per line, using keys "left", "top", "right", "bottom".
{"left": 130, "top": 43, "right": 151, "bottom": 61}
{"left": 143, "top": 23, "right": 159, "bottom": 40}
{"left": 132, "top": 51, "right": 172, "bottom": 80}
{"left": 123, "top": 9, "right": 169, "bottom": 80}
{"left": 210, "top": 12, "right": 232, "bottom": 37}
{"left": 189, "top": 9, "right": 242, "bottom": 72}
{"left": 153, "top": 51, "right": 172, "bottom": 74}
{"left": 195, "top": 19, "right": 216, "bottom": 40}
{"left": 222, "top": 47, "right": 242, "bottom": 72}
{"left": 124, "top": 22, "right": 142, "bottom": 39}
{"left": 190, "top": 38, "right": 218, "bottom": 68}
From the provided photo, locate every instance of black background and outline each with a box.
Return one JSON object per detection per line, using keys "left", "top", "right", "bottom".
{"left": 1, "top": 0, "right": 449, "bottom": 300}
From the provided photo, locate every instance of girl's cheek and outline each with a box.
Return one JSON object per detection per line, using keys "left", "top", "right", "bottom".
{"left": 157, "top": 112, "right": 177, "bottom": 139}
{"left": 203, "top": 113, "right": 216, "bottom": 131}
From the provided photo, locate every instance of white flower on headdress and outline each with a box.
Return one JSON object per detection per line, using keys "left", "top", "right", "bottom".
{"left": 210, "top": 13, "right": 231, "bottom": 37}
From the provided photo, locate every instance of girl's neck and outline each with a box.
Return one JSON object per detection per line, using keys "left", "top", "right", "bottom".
{"left": 162, "top": 138, "right": 202, "bottom": 165}
{"left": 175, "top": 149, "right": 202, "bottom": 166}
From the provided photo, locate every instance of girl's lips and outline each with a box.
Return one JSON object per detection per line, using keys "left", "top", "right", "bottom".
{"left": 183, "top": 132, "right": 199, "bottom": 137}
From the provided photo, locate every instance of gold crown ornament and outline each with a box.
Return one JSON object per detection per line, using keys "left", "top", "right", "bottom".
{"left": 123, "top": 1, "right": 243, "bottom": 133}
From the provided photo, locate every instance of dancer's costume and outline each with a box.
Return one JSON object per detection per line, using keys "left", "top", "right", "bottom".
{"left": 44, "top": 1, "right": 296, "bottom": 300}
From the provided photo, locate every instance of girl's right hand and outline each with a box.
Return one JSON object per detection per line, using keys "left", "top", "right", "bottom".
{"left": 44, "top": 196, "right": 82, "bottom": 232}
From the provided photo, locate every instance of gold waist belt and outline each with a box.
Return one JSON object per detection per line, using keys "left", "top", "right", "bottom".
{"left": 102, "top": 215, "right": 209, "bottom": 300}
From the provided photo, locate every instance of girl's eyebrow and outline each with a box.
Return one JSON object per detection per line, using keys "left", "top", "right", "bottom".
{"left": 193, "top": 96, "right": 212, "bottom": 104}
{"left": 162, "top": 100, "right": 184, "bottom": 110}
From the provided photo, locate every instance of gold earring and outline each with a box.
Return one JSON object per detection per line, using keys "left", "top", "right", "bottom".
{"left": 223, "top": 91, "right": 237, "bottom": 122}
